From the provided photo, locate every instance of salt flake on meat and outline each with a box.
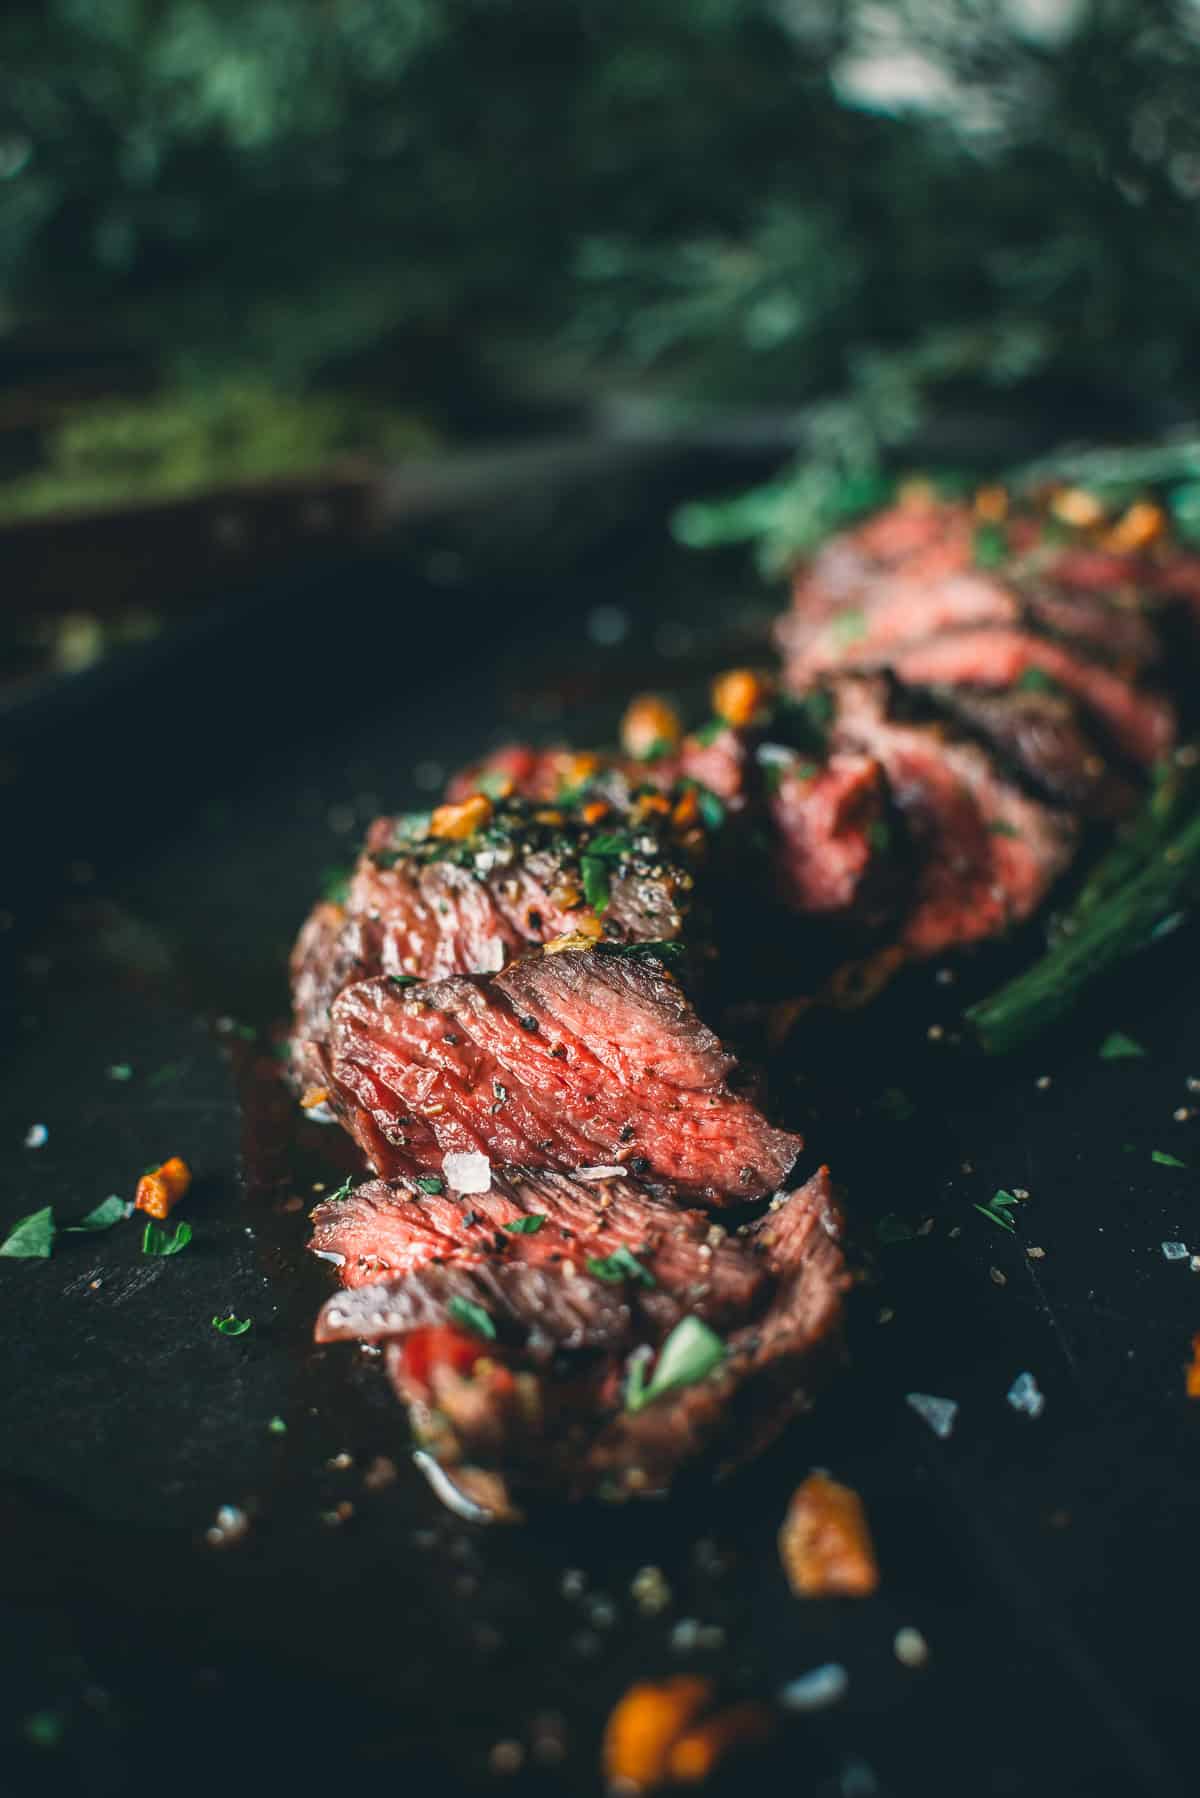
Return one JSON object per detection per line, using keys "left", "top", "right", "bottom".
{"left": 443, "top": 1151, "right": 492, "bottom": 1194}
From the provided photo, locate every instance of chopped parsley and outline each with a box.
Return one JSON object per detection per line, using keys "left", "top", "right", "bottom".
{"left": 477, "top": 770, "right": 513, "bottom": 799}
{"left": 867, "top": 819, "right": 891, "bottom": 853}
{"left": 989, "top": 820, "right": 1021, "bottom": 837}
{"left": 326, "top": 1176, "right": 355, "bottom": 1204}
{"left": 447, "top": 1295, "right": 496, "bottom": 1339}
{"left": 107, "top": 1063, "right": 133, "bottom": 1081}
{"left": 692, "top": 718, "right": 726, "bottom": 746}
{"left": 1099, "top": 1031, "right": 1145, "bottom": 1060}
{"left": 681, "top": 780, "right": 726, "bottom": 832}
{"left": 142, "top": 1219, "right": 192, "bottom": 1256}
{"left": 1016, "top": 667, "right": 1058, "bottom": 695}
{"left": 0, "top": 1206, "right": 55, "bottom": 1259}
{"left": 503, "top": 1215, "right": 546, "bottom": 1234}
{"left": 416, "top": 1175, "right": 445, "bottom": 1194}
{"left": 267, "top": 1415, "right": 287, "bottom": 1434}
{"left": 633, "top": 736, "right": 674, "bottom": 762}
{"left": 625, "top": 1317, "right": 726, "bottom": 1411}
{"left": 321, "top": 865, "right": 351, "bottom": 905}
{"left": 1152, "top": 1150, "right": 1187, "bottom": 1168}
{"left": 212, "top": 1314, "right": 252, "bottom": 1335}
{"left": 974, "top": 1189, "right": 1022, "bottom": 1232}
{"left": 68, "top": 1195, "right": 128, "bottom": 1232}
{"left": 973, "top": 522, "right": 1007, "bottom": 568}
{"left": 581, "top": 854, "right": 612, "bottom": 915}
{"left": 148, "top": 1060, "right": 189, "bottom": 1088}
{"left": 389, "top": 974, "right": 419, "bottom": 988}
{"left": 586, "top": 1245, "right": 655, "bottom": 1287}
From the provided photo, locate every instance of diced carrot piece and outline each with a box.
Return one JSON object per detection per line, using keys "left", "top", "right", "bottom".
{"left": 621, "top": 694, "right": 682, "bottom": 761}
{"left": 779, "top": 1471, "right": 880, "bottom": 1597}
{"left": 603, "top": 1677, "right": 713, "bottom": 1790}
{"left": 135, "top": 1155, "right": 192, "bottom": 1221}
{"left": 711, "top": 668, "right": 769, "bottom": 730}
{"left": 668, "top": 1702, "right": 774, "bottom": 1783}
{"left": 430, "top": 794, "right": 493, "bottom": 839}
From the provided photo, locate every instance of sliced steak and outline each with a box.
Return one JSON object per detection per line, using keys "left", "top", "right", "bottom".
{"left": 761, "top": 747, "right": 897, "bottom": 920}
{"left": 288, "top": 791, "right": 702, "bottom": 1088}
{"left": 324, "top": 944, "right": 802, "bottom": 1202}
{"left": 831, "top": 677, "right": 1077, "bottom": 955}
{"left": 935, "top": 686, "right": 1138, "bottom": 817}
{"left": 310, "top": 1167, "right": 847, "bottom": 1505}
{"left": 310, "top": 1167, "right": 766, "bottom": 1326}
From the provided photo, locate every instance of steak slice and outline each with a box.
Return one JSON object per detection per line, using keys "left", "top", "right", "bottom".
{"left": 288, "top": 790, "right": 702, "bottom": 1091}
{"left": 935, "top": 686, "right": 1138, "bottom": 818}
{"left": 761, "top": 747, "right": 897, "bottom": 920}
{"left": 310, "top": 1167, "right": 847, "bottom": 1506}
{"left": 324, "top": 944, "right": 802, "bottom": 1202}
{"left": 310, "top": 1167, "right": 766, "bottom": 1327}
{"left": 831, "top": 677, "right": 1077, "bottom": 956}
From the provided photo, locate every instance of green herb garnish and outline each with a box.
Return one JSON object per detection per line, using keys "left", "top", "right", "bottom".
{"left": 989, "top": 820, "right": 1021, "bottom": 837}
{"left": 212, "top": 1314, "right": 253, "bottom": 1335}
{"left": 973, "top": 522, "right": 1007, "bottom": 567}
{"left": 974, "top": 1189, "right": 1022, "bottom": 1232}
{"left": 581, "top": 854, "right": 611, "bottom": 915}
{"left": 267, "top": 1415, "right": 287, "bottom": 1434}
{"left": 634, "top": 736, "right": 674, "bottom": 762}
{"left": 586, "top": 1245, "right": 655, "bottom": 1287}
{"left": 107, "top": 1063, "right": 133, "bottom": 1081}
{"left": 389, "top": 974, "right": 419, "bottom": 988}
{"left": 692, "top": 783, "right": 726, "bottom": 832}
{"left": 68, "top": 1195, "right": 127, "bottom": 1232}
{"left": 1099, "top": 1031, "right": 1145, "bottom": 1060}
{"left": 325, "top": 1176, "right": 355, "bottom": 1204}
{"left": 1152, "top": 1150, "right": 1187, "bottom": 1168}
{"left": 142, "top": 1219, "right": 192, "bottom": 1256}
{"left": 868, "top": 819, "right": 891, "bottom": 852}
{"left": 625, "top": 1317, "right": 725, "bottom": 1412}
{"left": 0, "top": 1206, "right": 56, "bottom": 1259}
{"left": 503, "top": 1215, "right": 546, "bottom": 1234}
{"left": 416, "top": 1175, "right": 445, "bottom": 1194}
{"left": 692, "top": 719, "right": 726, "bottom": 746}
{"left": 1016, "top": 667, "right": 1058, "bottom": 695}
{"left": 477, "top": 770, "right": 513, "bottom": 799}
{"left": 447, "top": 1295, "right": 496, "bottom": 1339}
{"left": 321, "top": 865, "right": 351, "bottom": 905}
{"left": 832, "top": 607, "right": 867, "bottom": 644}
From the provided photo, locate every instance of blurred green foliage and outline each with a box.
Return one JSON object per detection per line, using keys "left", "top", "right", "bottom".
{"left": 3, "top": 0, "right": 1200, "bottom": 526}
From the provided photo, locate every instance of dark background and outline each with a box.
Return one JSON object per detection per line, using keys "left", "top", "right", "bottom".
{"left": 4, "top": 6, "right": 1200, "bottom": 1794}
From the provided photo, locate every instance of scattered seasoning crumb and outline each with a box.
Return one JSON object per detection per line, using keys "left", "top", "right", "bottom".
{"left": 205, "top": 1504, "right": 249, "bottom": 1547}
{"left": 1188, "top": 1077, "right": 1200, "bottom": 1095}
{"left": 917, "top": 1217, "right": 935, "bottom": 1237}
{"left": 778, "top": 1472, "right": 879, "bottom": 1598}
{"left": 1026, "top": 1245, "right": 1046, "bottom": 1260}
{"left": 1012, "top": 1187, "right": 1030, "bottom": 1200}
{"left": 906, "top": 1393, "right": 958, "bottom": 1438}
{"left": 948, "top": 1225, "right": 961, "bottom": 1239}
{"left": 631, "top": 1565, "right": 672, "bottom": 1615}
{"left": 267, "top": 1416, "right": 287, "bottom": 1435}
{"left": 24, "top": 1123, "right": 48, "bottom": 1148}
{"left": 364, "top": 1455, "right": 398, "bottom": 1490}
{"left": 107, "top": 1063, "right": 133, "bottom": 1081}
{"left": 1162, "top": 1241, "right": 1189, "bottom": 1261}
{"left": 926, "top": 1024, "right": 944, "bottom": 1041}
{"left": 1191, "top": 1257, "right": 1200, "bottom": 1274}
{"left": 878, "top": 1306, "right": 895, "bottom": 1324}
{"left": 1036, "top": 1075, "right": 1052, "bottom": 1090}
{"left": 1099, "top": 1031, "right": 1145, "bottom": 1060}
{"left": 1007, "top": 1372, "right": 1045, "bottom": 1418}
{"left": 778, "top": 1664, "right": 849, "bottom": 1713}
{"left": 560, "top": 1568, "right": 587, "bottom": 1599}
{"left": 989, "top": 1266, "right": 1007, "bottom": 1287}
{"left": 935, "top": 967, "right": 955, "bottom": 985}
{"left": 893, "top": 1627, "right": 929, "bottom": 1668}
{"left": 327, "top": 1451, "right": 353, "bottom": 1470}
{"left": 488, "top": 1740, "right": 525, "bottom": 1775}
{"left": 1174, "top": 1107, "right": 1193, "bottom": 1122}
{"left": 587, "top": 1595, "right": 618, "bottom": 1629}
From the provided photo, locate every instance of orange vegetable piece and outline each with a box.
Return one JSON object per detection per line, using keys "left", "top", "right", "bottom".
{"left": 668, "top": 1702, "right": 774, "bottom": 1784}
{"left": 581, "top": 799, "right": 610, "bottom": 825}
{"left": 973, "top": 485, "right": 1009, "bottom": 523}
{"left": 1102, "top": 500, "right": 1165, "bottom": 554}
{"left": 779, "top": 1471, "right": 880, "bottom": 1597}
{"left": 671, "top": 787, "right": 700, "bottom": 829}
{"left": 1186, "top": 1333, "right": 1200, "bottom": 1399}
{"left": 621, "top": 694, "right": 682, "bottom": 761}
{"left": 603, "top": 1676, "right": 713, "bottom": 1791}
{"left": 300, "top": 1086, "right": 330, "bottom": 1110}
{"left": 429, "top": 794, "right": 492, "bottom": 839}
{"left": 1050, "top": 486, "right": 1105, "bottom": 529}
{"left": 135, "top": 1155, "right": 192, "bottom": 1221}
{"left": 711, "top": 668, "right": 768, "bottom": 730}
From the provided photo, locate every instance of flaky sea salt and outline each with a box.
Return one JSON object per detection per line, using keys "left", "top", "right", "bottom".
{"left": 778, "top": 1664, "right": 849, "bottom": 1712}
{"left": 905, "top": 1392, "right": 958, "bottom": 1438}
{"left": 442, "top": 1151, "right": 491, "bottom": 1194}
{"left": 1162, "top": 1240, "right": 1189, "bottom": 1261}
{"left": 24, "top": 1123, "right": 47, "bottom": 1149}
{"left": 1006, "top": 1371, "right": 1045, "bottom": 1418}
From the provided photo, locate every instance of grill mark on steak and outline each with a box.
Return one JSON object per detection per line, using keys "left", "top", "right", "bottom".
{"left": 933, "top": 686, "right": 1139, "bottom": 818}
{"left": 325, "top": 947, "right": 802, "bottom": 1201}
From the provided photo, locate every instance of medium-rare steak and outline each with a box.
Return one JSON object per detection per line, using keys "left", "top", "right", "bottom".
{"left": 309, "top": 1166, "right": 848, "bottom": 1505}
{"left": 323, "top": 943, "right": 802, "bottom": 1202}
{"left": 288, "top": 787, "right": 704, "bottom": 1093}
{"left": 831, "top": 677, "right": 1077, "bottom": 955}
